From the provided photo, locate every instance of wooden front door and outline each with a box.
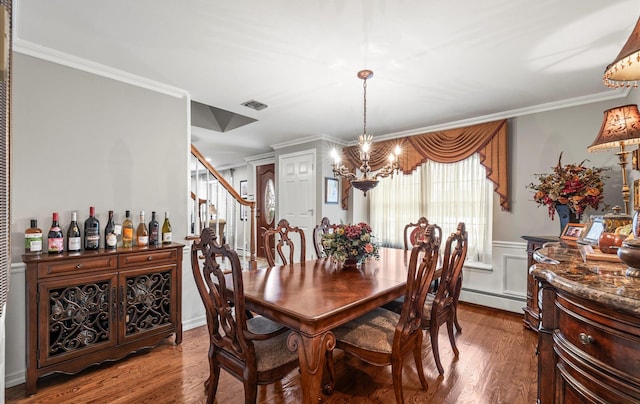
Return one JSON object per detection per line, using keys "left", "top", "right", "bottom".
{"left": 256, "top": 163, "right": 275, "bottom": 259}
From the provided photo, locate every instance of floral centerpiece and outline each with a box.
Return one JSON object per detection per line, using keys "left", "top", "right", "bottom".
{"left": 321, "top": 222, "right": 380, "bottom": 265}
{"left": 526, "top": 152, "right": 606, "bottom": 220}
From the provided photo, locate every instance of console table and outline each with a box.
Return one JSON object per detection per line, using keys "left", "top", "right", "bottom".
{"left": 521, "top": 235, "right": 557, "bottom": 331}
{"left": 531, "top": 244, "right": 640, "bottom": 403}
{"left": 22, "top": 243, "right": 184, "bottom": 395}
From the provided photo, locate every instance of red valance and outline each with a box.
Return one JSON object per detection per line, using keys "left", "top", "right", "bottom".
{"left": 340, "top": 119, "right": 510, "bottom": 211}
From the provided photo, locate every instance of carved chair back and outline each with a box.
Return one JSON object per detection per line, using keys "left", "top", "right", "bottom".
{"left": 191, "top": 228, "right": 252, "bottom": 372}
{"left": 398, "top": 224, "right": 442, "bottom": 339}
{"left": 262, "top": 219, "right": 306, "bottom": 266}
{"left": 312, "top": 216, "right": 336, "bottom": 258}
{"left": 421, "top": 221, "right": 468, "bottom": 374}
{"left": 404, "top": 217, "right": 442, "bottom": 250}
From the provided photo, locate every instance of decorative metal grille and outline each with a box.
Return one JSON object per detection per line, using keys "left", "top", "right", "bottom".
{"left": 48, "top": 281, "right": 111, "bottom": 356}
{"left": 125, "top": 271, "right": 171, "bottom": 335}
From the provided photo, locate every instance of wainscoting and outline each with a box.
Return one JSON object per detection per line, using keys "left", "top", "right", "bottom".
{"left": 460, "top": 240, "right": 528, "bottom": 313}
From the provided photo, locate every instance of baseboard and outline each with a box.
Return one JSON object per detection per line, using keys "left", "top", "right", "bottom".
{"left": 459, "top": 288, "right": 525, "bottom": 314}
{"left": 182, "top": 316, "right": 206, "bottom": 331}
{"left": 5, "top": 368, "right": 25, "bottom": 388}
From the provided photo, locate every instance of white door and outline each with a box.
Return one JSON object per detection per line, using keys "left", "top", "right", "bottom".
{"left": 278, "top": 149, "right": 316, "bottom": 261}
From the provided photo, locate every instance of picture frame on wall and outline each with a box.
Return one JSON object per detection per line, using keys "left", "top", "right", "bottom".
{"left": 325, "top": 177, "right": 339, "bottom": 204}
{"left": 239, "top": 180, "right": 248, "bottom": 220}
{"left": 240, "top": 180, "right": 247, "bottom": 199}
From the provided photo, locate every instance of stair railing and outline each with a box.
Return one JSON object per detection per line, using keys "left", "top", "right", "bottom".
{"left": 189, "top": 144, "right": 257, "bottom": 270}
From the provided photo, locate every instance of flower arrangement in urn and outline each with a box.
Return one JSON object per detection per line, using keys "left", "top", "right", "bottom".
{"left": 321, "top": 222, "right": 380, "bottom": 265}
{"left": 527, "top": 152, "right": 606, "bottom": 219}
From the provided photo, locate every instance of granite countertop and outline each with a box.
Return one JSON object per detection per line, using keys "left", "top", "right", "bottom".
{"left": 530, "top": 243, "right": 640, "bottom": 315}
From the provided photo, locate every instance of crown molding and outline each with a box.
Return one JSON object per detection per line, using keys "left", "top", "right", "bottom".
{"left": 374, "top": 88, "right": 631, "bottom": 142}
{"left": 270, "top": 133, "right": 351, "bottom": 150}
{"left": 245, "top": 151, "right": 275, "bottom": 166}
{"left": 13, "top": 39, "right": 189, "bottom": 99}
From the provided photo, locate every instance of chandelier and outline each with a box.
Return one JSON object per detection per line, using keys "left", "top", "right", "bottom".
{"left": 331, "top": 69, "right": 401, "bottom": 196}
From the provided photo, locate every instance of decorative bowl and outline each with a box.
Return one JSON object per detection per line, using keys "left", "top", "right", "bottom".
{"left": 616, "top": 239, "right": 640, "bottom": 278}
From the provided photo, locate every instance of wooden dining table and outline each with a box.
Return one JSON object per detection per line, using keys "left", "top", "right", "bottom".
{"left": 238, "top": 247, "right": 412, "bottom": 404}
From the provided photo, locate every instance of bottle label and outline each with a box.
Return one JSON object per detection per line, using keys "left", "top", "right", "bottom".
{"left": 137, "top": 236, "right": 149, "bottom": 246}
{"left": 48, "top": 238, "right": 63, "bottom": 253}
{"left": 68, "top": 237, "right": 82, "bottom": 251}
{"left": 123, "top": 228, "right": 133, "bottom": 239}
{"left": 106, "top": 233, "right": 117, "bottom": 248}
{"left": 163, "top": 232, "right": 172, "bottom": 243}
{"left": 25, "top": 233, "right": 43, "bottom": 252}
{"left": 149, "top": 229, "right": 159, "bottom": 245}
{"left": 85, "top": 233, "right": 100, "bottom": 249}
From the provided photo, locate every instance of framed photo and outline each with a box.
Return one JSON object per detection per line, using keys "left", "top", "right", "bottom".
{"left": 240, "top": 204, "right": 248, "bottom": 221}
{"left": 325, "top": 177, "right": 339, "bottom": 204}
{"left": 578, "top": 215, "right": 604, "bottom": 246}
{"left": 240, "top": 180, "right": 248, "bottom": 199}
{"left": 561, "top": 223, "right": 585, "bottom": 244}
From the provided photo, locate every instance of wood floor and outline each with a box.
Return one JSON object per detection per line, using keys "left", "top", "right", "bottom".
{"left": 5, "top": 303, "right": 538, "bottom": 403}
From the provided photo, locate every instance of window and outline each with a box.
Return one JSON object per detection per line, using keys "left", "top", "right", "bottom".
{"left": 370, "top": 153, "right": 492, "bottom": 264}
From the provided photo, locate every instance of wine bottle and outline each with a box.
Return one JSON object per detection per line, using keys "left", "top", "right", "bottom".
{"left": 84, "top": 206, "right": 100, "bottom": 250}
{"left": 67, "top": 211, "right": 82, "bottom": 252}
{"left": 148, "top": 211, "right": 160, "bottom": 246}
{"left": 104, "top": 210, "right": 117, "bottom": 250}
{"left": 25, "top": 219, "right": 43, "bottom": 254}
{"left": 122, "top": 210, "right": 134, "bottom": 248}
{"left": 162, "top": 212, "right": 172, "bottom": 244}
{"left": 47, "top": 212, "right": 64, "bottom": 254}
{"left": 136, "top": 210, "right": 149, "bottom": 247}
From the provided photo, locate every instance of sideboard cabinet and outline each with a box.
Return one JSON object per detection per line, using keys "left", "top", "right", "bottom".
{"left": 532, "top": 245, "right": 640, "bottom": 403}
{"left": 521, "top": 235, "right": 557, "bottom": 332}
{"left": 22, "top": 243, "right": 184, "bottom": 395}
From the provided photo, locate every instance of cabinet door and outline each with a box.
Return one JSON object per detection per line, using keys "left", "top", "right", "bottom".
{"left": 38, "top": 273, "right": 118, "bottom": 367}
{"left": 119, "top": 264, "right": 177, "bottom": 343}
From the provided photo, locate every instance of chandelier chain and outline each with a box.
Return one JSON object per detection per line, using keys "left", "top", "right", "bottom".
{"left": 363, "top": 78, "right": 367, "bottom": 136}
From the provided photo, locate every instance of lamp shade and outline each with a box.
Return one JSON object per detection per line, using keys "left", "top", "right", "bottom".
{"left": 588, "top": 104, "right": 640, "bottom": 151}
{"left": 604, "top": 17, "right": 640, "bottom": 88}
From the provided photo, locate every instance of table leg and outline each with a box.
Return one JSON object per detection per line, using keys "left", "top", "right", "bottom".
{"left": 288, "top": 331, "right": 336, "bottom": 404}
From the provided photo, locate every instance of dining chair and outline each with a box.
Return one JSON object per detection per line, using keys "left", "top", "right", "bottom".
{"left": 191, "top": 227, "right": 299, "bottom": 404}
{"left": 325, "top": 225, "right": 441, "bottom": 404}
{"left": 421, "top": 222, "right": 468, "bottom": 375}
{"left": 312, "top": 216, "right": 335, "bottom": 258}
{"left": 382, "top": 219, "right": 442, "bottom": 313}
{"left": 262, "top": 218, "right": 306, "bottom": 266}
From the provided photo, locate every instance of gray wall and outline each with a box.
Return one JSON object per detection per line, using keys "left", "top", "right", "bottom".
{"left": 11, "top": 54, "right": 190, "bottom": 258}
{"left": 6, "top": 53, "right": 194, "bottom": 387}
{"left": 494, "top": 99, "right": 628, "bottom": 241}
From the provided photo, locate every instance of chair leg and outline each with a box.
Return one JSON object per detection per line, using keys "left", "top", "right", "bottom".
{"left": 447, "top": 318, "right": 459, "bottom": 357}
{"left": 430, "top": 325, "right": 444, "bottom": 375}
{"left": 243, "top": 375, "right": 258, "bottom": 404}
{"left": 453, "top": 307, "right": 462, "bottom": 333}
{"left": 413, "top": 333, "right": 429, "bottom": 391}
{"left": 322, "top": 349, "right": 336, "bottom": 395}
{"left": 391, "top": 356, "right": 405, "bottom": 404}
{"left": 453, "top": 279, "right": 463, "bottom": 333}
{"left": 206, "top": 364, "right": 220, "bottom": 404}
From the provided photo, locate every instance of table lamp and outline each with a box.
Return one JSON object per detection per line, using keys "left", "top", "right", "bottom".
{"left": 587, "top": 104, "right": 640, "bottom": 214}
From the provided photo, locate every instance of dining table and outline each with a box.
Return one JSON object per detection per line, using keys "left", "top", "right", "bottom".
{"left": 237, "top": 247, "right": 412, "bottom": 404}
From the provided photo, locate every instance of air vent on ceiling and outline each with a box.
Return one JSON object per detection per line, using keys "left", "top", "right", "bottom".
{"left": 241, "top": 99, "right": 268, "bottom": 111}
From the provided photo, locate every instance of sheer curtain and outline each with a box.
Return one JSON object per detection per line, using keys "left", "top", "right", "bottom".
{"left": 370, "top": 153, "right": 492, "bottom": 263}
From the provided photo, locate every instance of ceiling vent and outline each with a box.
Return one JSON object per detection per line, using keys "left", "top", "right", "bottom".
{"left": 241, "top": 99, "right": 268, "bottom": 111}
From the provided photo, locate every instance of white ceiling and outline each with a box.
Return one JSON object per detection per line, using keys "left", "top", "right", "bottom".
{"left": 14, "top": 1, "right": 640, "bottom": 168}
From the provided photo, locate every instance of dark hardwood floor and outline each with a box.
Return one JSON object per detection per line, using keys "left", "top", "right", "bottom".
{"left": 6, "top": 303, "right": 538, "bottom": 403}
